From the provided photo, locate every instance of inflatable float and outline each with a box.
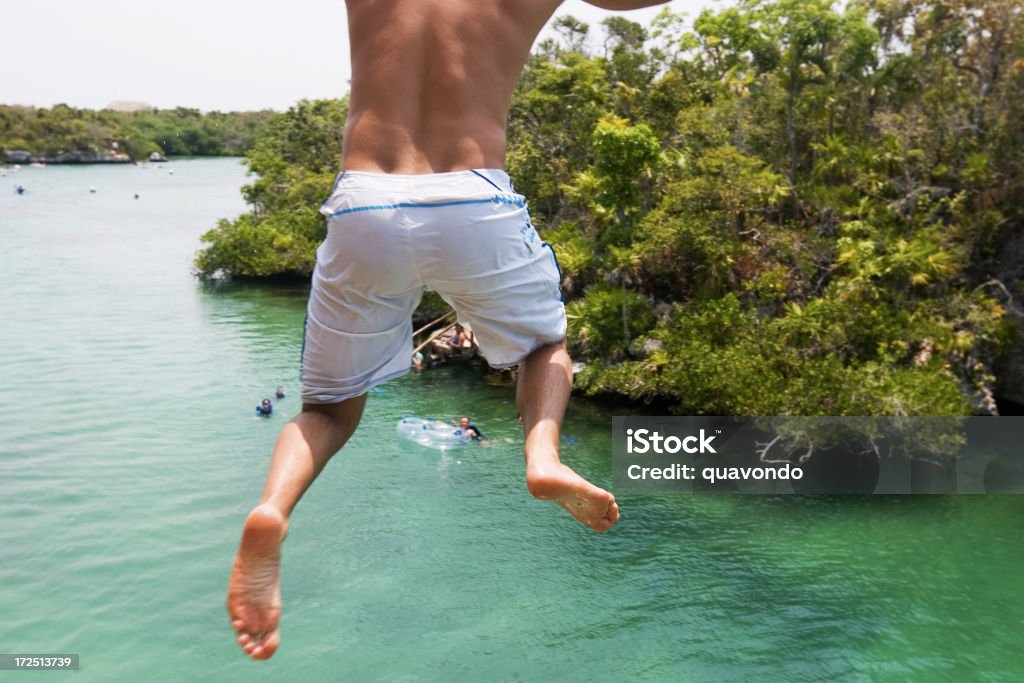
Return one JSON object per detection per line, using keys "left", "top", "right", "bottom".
{"left": 396, "top": 417, "right": 473, "bottom": 450}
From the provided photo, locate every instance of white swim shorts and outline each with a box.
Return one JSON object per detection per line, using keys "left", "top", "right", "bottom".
{"left": 301, "top": 168, "right": 566, "bottom": 404}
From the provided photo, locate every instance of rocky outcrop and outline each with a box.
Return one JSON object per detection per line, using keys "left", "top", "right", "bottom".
{"left": 2, "top": 149, "right": 131, "bottom": 164}
{"left": 3, "top": 150, "right": 32, "bottom": 164}
{"left": 993, "top": 230, "right": 1024, "bottom": 406}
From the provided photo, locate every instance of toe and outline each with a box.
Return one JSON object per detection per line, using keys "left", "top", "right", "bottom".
{"left": 259, "top": 631, "right": 281, "bottom": 659}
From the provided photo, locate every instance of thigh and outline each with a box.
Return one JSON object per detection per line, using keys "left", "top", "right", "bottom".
{"left": 301, "top": 211, "right": 423, "bottom": 403}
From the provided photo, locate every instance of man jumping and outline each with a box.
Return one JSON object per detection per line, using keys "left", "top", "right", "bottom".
{"left": 228, "top": 0, "right": 667, "bottom": 660}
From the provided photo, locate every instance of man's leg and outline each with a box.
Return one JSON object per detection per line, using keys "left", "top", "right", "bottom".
{"left": 517, "top": 340, "right": 620, "bottom": 532}
{"left": 227, "top": 395, "right": 367, "bottom": 660}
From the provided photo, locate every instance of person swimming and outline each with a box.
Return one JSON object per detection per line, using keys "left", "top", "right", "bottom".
{"left": 275, "top": 386, "right": 286, "bottom": 399}
{"left": 256, "top": 399, "right": 273, "bottom": 417}
{"left": 454, "top": 416, "right": 484, "bottom": 440}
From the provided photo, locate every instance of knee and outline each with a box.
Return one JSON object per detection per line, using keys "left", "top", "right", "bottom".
{"left": 524, "top": 338, "right": 570, "bottom": 365}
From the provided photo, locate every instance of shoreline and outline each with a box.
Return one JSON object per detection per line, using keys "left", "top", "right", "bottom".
{"left": 1, "top": 151, "right": 241, "bottom": 165}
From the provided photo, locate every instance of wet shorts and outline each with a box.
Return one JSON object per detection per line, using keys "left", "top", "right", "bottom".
{"left": 301, "top": 169, "right": 565, "bottom": 404}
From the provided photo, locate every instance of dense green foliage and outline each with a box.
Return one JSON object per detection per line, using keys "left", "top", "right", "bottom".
{"left": 194, "top": 99, "right": 347, "bottom": 278}
{"left": 518, "top": 0, "right": 1021, "bottom": 416}
{"left": 195, "top": 0, "right": 1023, "bottom": 416}
{"left": 0, "top": 104, "right": 272, "bottom": 160}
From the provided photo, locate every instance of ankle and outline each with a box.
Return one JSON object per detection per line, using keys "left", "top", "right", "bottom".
{"left": 525, "top": 446, "right": 560, "bottom": 474}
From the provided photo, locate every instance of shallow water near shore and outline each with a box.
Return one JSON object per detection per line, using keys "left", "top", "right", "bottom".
{"left": 2, "top": 158, "right": 1023, "bottom": 681}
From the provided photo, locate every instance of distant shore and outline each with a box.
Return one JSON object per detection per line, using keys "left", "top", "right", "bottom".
{"left": 1, "top": 103, "right": 272, "bottom": 165}
{"left": 3, "top": 149, "right": 132, "bottom": 165}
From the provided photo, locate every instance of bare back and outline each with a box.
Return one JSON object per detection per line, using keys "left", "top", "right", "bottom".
{"left": 342, "top": 0, "right": 564, "bottom": 173}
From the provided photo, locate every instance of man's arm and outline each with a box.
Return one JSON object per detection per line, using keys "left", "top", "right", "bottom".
{"left": 582, "top": 0, "right": 670, "bottom": 10}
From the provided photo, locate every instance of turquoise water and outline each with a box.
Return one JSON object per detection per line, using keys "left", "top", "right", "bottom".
{"left": 1, "top": 159, "right": 1022, "bottom": 682}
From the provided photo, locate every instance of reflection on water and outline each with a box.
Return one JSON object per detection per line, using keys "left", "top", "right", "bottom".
{"left": 1, "top": 160, "right": 1023, "bottom": 682}
{"left": 198, "top": 279, "right": 310, "bottom": 336}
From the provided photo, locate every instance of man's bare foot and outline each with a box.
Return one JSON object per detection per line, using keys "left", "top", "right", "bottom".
{"left": 227, "top": 504, "right": 287, "bottom": 660}
{"left": 526, "top": 462, "right": 620, "bottom": 532}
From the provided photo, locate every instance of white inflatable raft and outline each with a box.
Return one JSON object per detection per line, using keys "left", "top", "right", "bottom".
{"left": 396, "top": 417, "right": 473, "bottom": 450}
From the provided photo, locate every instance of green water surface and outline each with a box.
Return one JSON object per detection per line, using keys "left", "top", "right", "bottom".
{"left": 1, "top": 159, "right": 1022, "bottom": 682}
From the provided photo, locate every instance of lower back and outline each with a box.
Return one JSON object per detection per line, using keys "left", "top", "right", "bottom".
{"left": 342, "top": 0, "right": 560, "bottom": 173}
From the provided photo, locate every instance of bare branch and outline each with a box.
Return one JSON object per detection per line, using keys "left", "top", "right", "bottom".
{"left": 755, "top": 434, "right": 783, "bottom": 462}
{"left": 974, "top": 278, "right": 1024, "bottom": 320}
